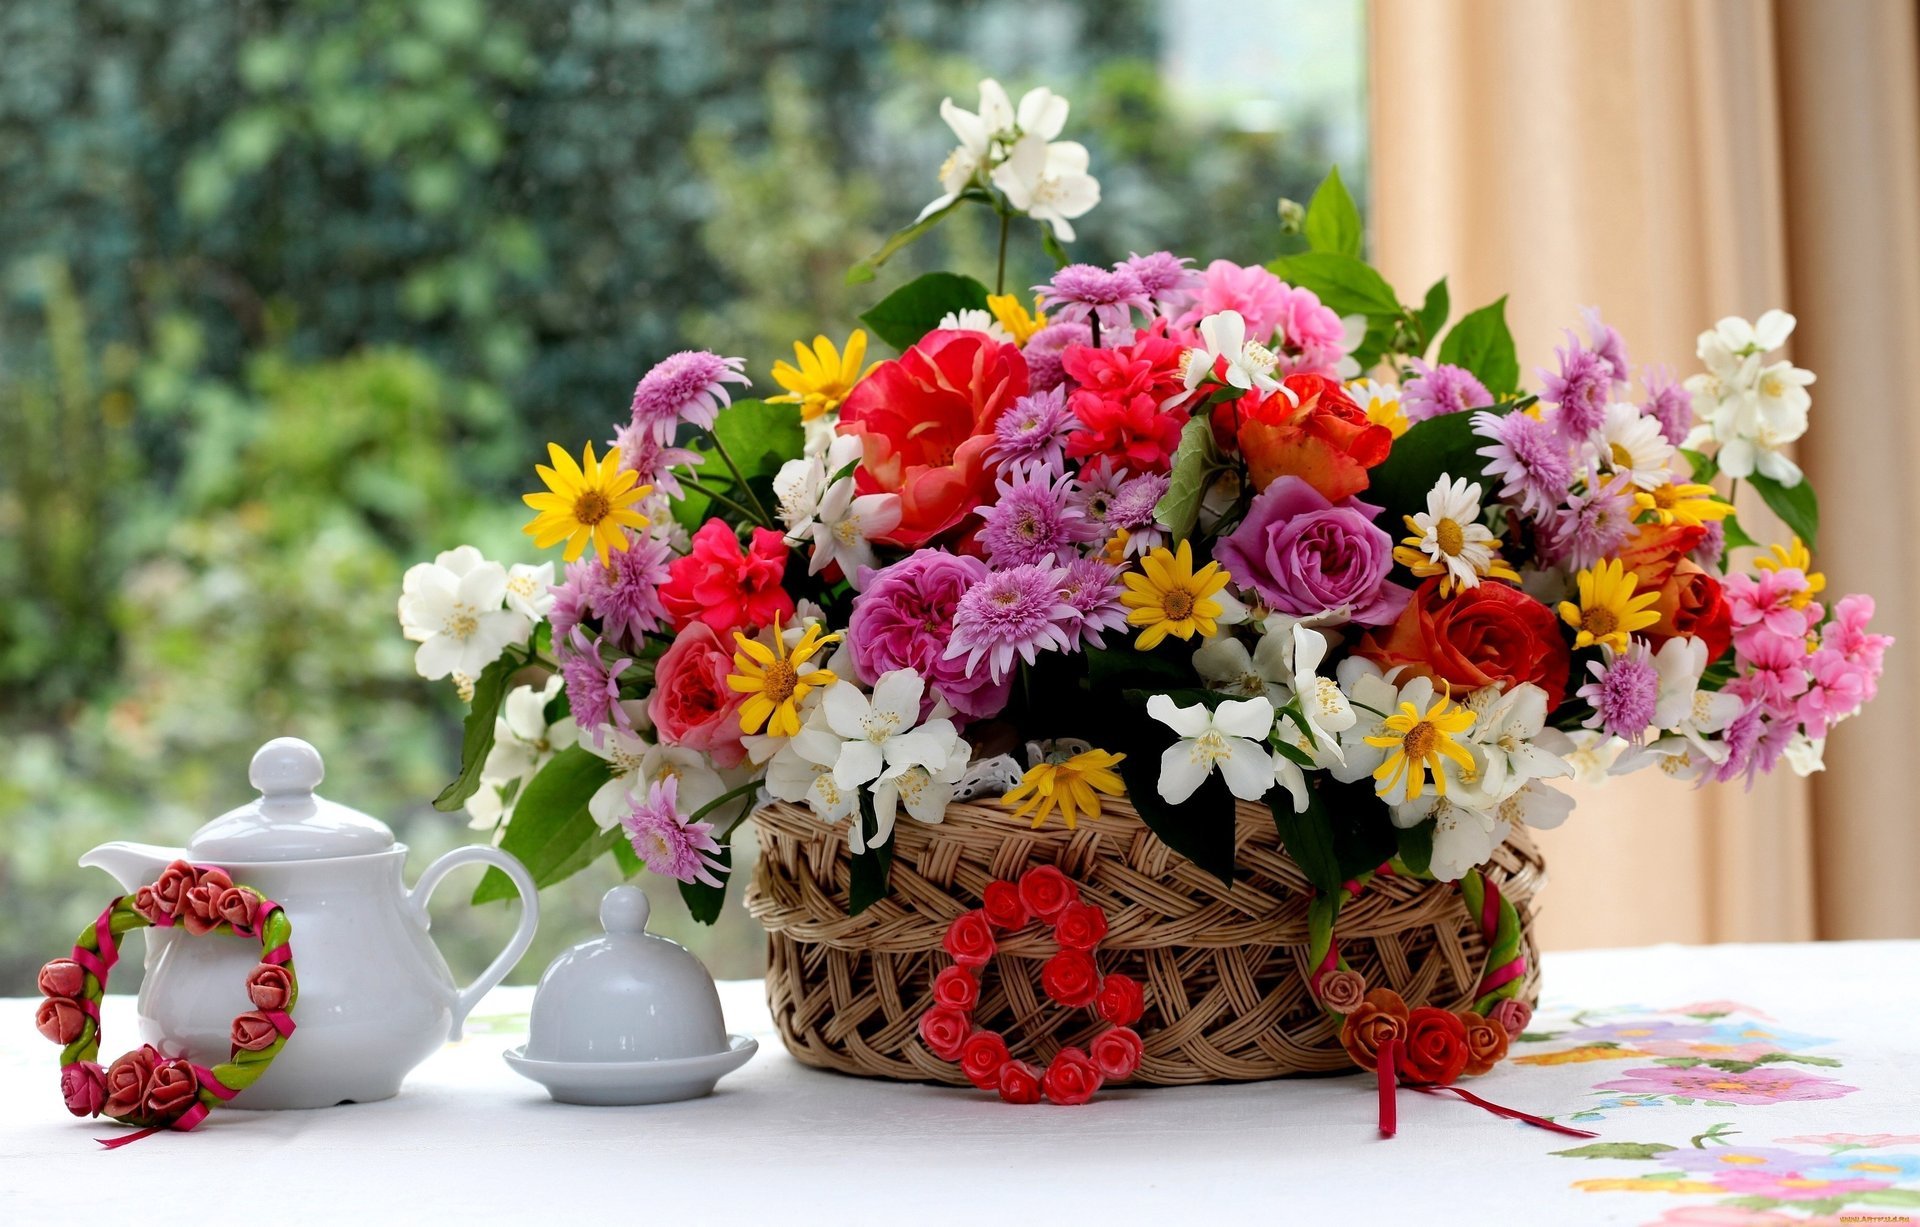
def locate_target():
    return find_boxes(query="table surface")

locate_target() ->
[4,941,1917,1226]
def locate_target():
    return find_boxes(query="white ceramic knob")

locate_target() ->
[250,737,326,798]
[601,885,651,935]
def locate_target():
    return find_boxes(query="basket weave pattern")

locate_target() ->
[747,797,1544,1086]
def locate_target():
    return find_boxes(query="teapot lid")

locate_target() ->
[187,738,396,862]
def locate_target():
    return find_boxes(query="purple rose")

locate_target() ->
[849,551,1013,721]
[1214,476,1410,625]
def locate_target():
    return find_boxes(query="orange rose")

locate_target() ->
[1615,522,1707,593]
[1357,577,1572,707]
[1340,988,1410,1072]
[1646,561,1734,664]
[1222,373,1391,502]
[1458,1010,1511,1076]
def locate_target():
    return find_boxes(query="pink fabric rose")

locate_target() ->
[144,1058,200,1121]
[1317,968,1368,1014]
[133,885,170,925]
[61,1061,107,1117]
[38,958,86,999]
[916,1006,971,1061]
[942,911,997,968]
[103,1046,159,1119]
[217,886,263,936]
[232,1011,281,1052]
[247,963,295,1012]
[150,859,200,918]
[1490,998,1533,1038]
[35,997,88,1045]
[1213,476,1409,625]
[646,621,747,768]
[848,550,1011,722]
[182,867,236,935]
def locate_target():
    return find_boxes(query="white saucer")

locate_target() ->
[504,1035,758,1106]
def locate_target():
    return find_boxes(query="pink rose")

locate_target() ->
[1317,968,1368,1014]
[1041,1047,1103,1105]
[932,966,979,1012]
[848,550,1011,722]
[916,1006,971,1061]
[103,1046,159,1118]
[942,911,997,968]
[1051,901,1108,951]
[35,997,88,1045]
[182,867,235,935]
[232,1011,281,1052]
[1095,974,1145,1026]
[1212,477,1409,626]
[38,958,86,999]
[150,859,199,917]
[1490,998,1533,1038]
[246,963,295,1012]
[960,1031,1010,1090]
[61,1061,107,1117]
[144,1058,199,1121]
[646,621,747,768]
[1041,949,1099,1008]
[1018,865,1079,922]
[997,1059,1044,1105]
[217,886,263,936]
[1090,1027,1144,1080]
[132,886,170,925]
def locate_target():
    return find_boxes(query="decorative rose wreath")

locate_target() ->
[36,859,298,1145]
[917,865,1143,1105]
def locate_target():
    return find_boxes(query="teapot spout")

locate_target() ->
[79,842,180,893]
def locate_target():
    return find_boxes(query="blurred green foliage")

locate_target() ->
[0,0,1362,993]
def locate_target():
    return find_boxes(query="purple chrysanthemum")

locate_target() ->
[1069,463,1129,534]
[1056,557,1128,647]
[1640,364,1693,447]
[1106,470,1170,555]
[1121,251,1201,316]
[595,529,674,650]
[1035,264,1153,335]
[547,558,601,646]
[1690,519,1726,571]
[1541,340,1613,445]
[1022,320,1093,392]
[944,563,1078,682]
[614,420,705,499]
[1712,701,1766,786]
[977,467,1094,568]
[1580,305,1631,387]
[621,776,725,887]
[1473,409,1573,520]
[1541,476,1638,570]
[629,350,750,444]
[1578,645,1659,741]
[989,387,1080,475]
[1402,360,1491,423]
[560,626,634,747]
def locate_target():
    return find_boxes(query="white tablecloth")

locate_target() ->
[4,942,1917,1226]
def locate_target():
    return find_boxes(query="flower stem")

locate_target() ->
[995,212,1011,295]
[680,476,765,526]
[691,778,765,827]
[695,428,775,527]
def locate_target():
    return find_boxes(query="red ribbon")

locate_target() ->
[1376,1038,1398,1138]
[1373,1036,1599,1140]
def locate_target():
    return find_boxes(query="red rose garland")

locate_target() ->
[36,859,298,1146]
[917,865,1143,1105]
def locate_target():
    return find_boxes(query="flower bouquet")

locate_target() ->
[402,78,1889,1087]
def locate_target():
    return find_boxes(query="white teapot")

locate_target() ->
[80,737,538,1109]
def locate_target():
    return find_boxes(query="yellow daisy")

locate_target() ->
[1365,687,1476,802]
[1634,481,1733,527]
[985,293,1049,346]
[727,620,840,738]
[1558,558,1661,653]
[1348,377,1409,439]
[1120,540,1232,650]
[1754,536,1826,609]
[767,330,878,421]
[522,441,651,564]
[1000,749,1127,830]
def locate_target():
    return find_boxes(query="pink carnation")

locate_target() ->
[1271,283,1352,377]
[1176,259,1288,340]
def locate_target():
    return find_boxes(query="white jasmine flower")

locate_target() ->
[792,669,963,851]
[483,676,577,783]
[504,561,557,622]
[1146,694,1276,804]
[1192,632,1292,706]
[1328,657,1405,784]
[918,79,1015,221]
[1782,733,1826,776]
[584,721,654,830]
[765,736,859,826]
[991,133,1101,241]
[1457,682,1570,804]
[1683,310,1814,486]
[1648,636,1742,761]
[398,546,531,680]
[1180,310,1285,398]
[1392,793,1507,883]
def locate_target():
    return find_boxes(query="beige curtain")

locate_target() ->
[1369,0,1920,947]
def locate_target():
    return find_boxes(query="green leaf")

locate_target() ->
[846,793,895,915]
[846,198,964,285]
[1265,251,1401,318]
[1268,792,1340,894]
[1413,278,1449,356]
[1394,820,1434,877]
[1550,1142,1678,1160]
[1269,773,1397,894]
[1155,416,1214,543]
[1680,447,1719,484]
[858,271,990,352]
[1085,644,1193,693]
[1723,514,1760,552]
[1749,472,1819,549]
[433,649,522,812]
[1349,314,1397,374]
[1437,296,1520,397]
[1303,166,1363,258]
[1115,728,1237,886]
[672,398,805,530]
[611,837,642,877]
[1039,222,1070,268]
[472,745,616,903]
[678,844,733,924]
[1365,403,1510,523]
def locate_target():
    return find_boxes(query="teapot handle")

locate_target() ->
[408,846,539,1042]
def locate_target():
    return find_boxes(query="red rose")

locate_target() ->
[1095,973,1145,1026]
[1018,865,1079,922]
[144,1057,200,1121]
[246,963,295,1012]
[1224,373,1391,502]
[1400,1006,1471,1085]
[981,880,1030,930]
[1041,948,1099,1007]
[102,1046,159,1119]
[1051,901,1109,951]
[1647,562,1734,664]
[960,1031,1010,1090]
[35,997,87,1045]
[1357,577,1572,708]
[943,910,997,968]
[217,886,263,936]
[1040,1047,1103,1105]
[997,1059,1044,1105]
[838,329,1029,547]
[232,1010,281,1053]
[38,958,85,999]
[181,866,235,935]
[61,1061,107,1117]
[660,519,794,638]
[932,966,979,1012]
[1090,1026,1144,1080]
[151,859,199,918]
[917,1005,971,1060]
[1457,1011,1511,1077]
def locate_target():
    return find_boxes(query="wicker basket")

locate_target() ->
[746,795,1544,1086]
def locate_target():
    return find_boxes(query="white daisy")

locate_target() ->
[1393,475,1516,595]
[1594,402,1674,489]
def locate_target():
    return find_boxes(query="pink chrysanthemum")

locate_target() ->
[1121,251,1201,316]
[621,776,725,887]
[1712,701,1767,786]
[1541,476,1638,571]
[614,420,705,500]
[1640,364,1692,447]
[1022,320,1092,392]
[595,529,674,650]
[1578,645,1659,741]
[1473,409,1572,519]
[1056,557,1128,648]
[629,350,750,444]
[1106,470,1170,555]
[560,626,634,747]
[1580,305,1631,387]
[1541,341,1613,445]
[548,558,601,645]
[977,467,1095,568]
[1402,360,1491,423]
[1690,520,1726,571]
[944,563,1078,682]
[989,387,1080,475]
[1036,265,1152,335]
[1069,463,1129,535]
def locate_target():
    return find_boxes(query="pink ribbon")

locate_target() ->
[191,1067,240,1101]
